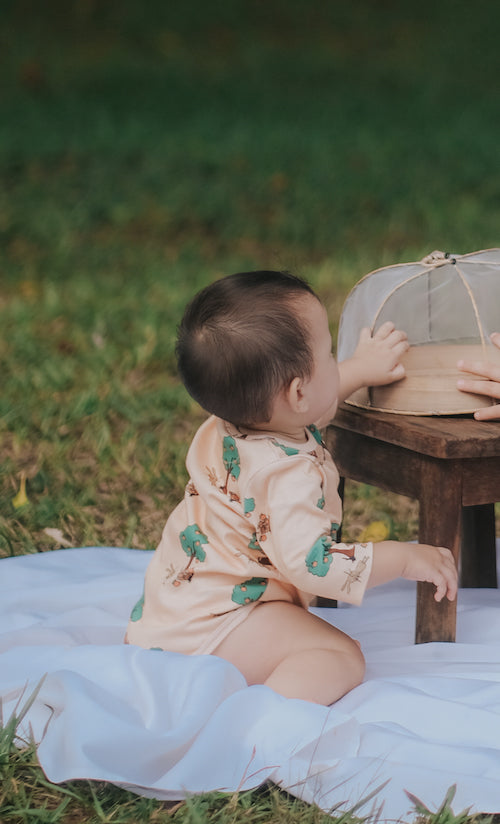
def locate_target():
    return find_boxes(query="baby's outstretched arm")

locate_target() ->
[338,321,409,403]
[368,540,458,602]
[457,332,500,421]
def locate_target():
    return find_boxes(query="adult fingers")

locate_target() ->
[457,377,500,400]
[457,359,500,383]
[474,404,500,421]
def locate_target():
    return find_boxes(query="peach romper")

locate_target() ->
[125,416,373,655]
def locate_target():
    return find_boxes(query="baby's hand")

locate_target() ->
[351,321,409,387]
[401,543,458,602]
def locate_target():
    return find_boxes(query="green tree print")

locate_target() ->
[221,436,241,493]
[248,532,260,551]
[130,593,144,622]
[308,424,323,444]
[231,577,268,605]
[274,440,299,456]
[305,537,333,577]
[176,523,209,583]
[244,497,255,515]
[179,524,208,562]
[306,535,356,577]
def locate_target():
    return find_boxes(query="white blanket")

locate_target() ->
[2,546,500,820]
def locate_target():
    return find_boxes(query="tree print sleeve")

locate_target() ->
[245,457,373,605]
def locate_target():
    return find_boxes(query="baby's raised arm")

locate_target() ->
[338,321,409,403]
[368,540,458,602]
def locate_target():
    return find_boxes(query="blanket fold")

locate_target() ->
[2,546,500,819]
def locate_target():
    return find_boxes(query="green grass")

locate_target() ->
[1,0,500,819]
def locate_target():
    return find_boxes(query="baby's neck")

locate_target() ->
[243,421,309,443]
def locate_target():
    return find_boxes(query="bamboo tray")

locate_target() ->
[346,343,500,415]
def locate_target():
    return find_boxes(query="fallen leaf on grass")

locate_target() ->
[12,475,29,509]
[43,528,73,547]
[359,519,390,543]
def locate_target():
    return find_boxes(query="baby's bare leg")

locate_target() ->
[213,601,365,705]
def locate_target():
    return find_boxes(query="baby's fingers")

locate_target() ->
[374,322,409,345]
[433,548,458,602]
[372,321,397,340]
[376,327,409,356]
[389,338,410,358]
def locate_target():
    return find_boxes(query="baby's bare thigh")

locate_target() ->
[213,601,360,685]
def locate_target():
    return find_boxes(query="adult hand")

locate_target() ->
[457,332,500,421]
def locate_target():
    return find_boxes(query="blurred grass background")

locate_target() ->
[1,0,499,558]
[2,2,500,821]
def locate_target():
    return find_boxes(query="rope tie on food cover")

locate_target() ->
[421,250,451,266]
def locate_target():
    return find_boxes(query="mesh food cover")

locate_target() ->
[337,249,500,415]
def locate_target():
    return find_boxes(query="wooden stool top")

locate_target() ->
[331,404,500,460]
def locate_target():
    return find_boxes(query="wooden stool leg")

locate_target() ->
[416,460,461,644]
[461,504,498,587]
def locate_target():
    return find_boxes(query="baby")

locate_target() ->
[126,271,457,705]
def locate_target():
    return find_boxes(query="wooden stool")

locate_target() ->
[325,405,500,643]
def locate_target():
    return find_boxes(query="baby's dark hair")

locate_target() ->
[176,270,319,426]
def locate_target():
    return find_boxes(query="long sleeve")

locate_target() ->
[244,453,373,605]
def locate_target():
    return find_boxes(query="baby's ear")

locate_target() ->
[286,376,309,413]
